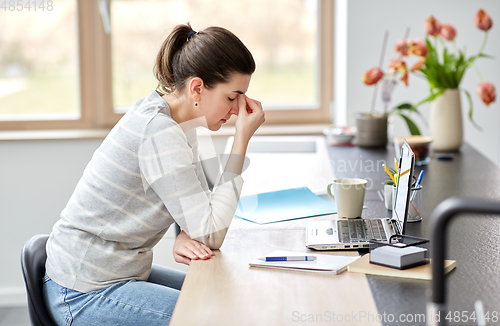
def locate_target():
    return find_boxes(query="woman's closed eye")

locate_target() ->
[228,97,236,101]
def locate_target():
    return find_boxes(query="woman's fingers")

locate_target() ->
[238,94,248,116]
[194,241,214,257]
[184,240,213,259]
[174,253,191,266]
[244,95,262,113]
[234,94,265,141]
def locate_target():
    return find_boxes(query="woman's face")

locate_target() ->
[197,73,251,131]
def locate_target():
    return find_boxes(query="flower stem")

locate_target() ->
[478,31,488,55]
[452,40,458,56]
[413,72,428,80]
[472,64,484,82]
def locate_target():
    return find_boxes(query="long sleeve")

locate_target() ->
[138,116,243,249]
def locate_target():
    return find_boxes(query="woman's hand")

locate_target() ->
[235,94,265,143]
[173,231,214,265]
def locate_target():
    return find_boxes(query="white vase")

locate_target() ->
[429,89,463,152]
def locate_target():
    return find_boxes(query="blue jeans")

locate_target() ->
[42,264,186,326]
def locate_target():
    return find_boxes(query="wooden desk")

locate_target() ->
[171,136,380,326]
[170,216,381,326]
[171,139,500,326]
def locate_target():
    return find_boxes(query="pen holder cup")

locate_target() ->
[369,235,429,258]
[391,185,423,222]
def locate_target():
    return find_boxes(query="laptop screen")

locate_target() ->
[392,140,415,235]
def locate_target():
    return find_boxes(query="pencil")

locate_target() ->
[394,158,399,175]
[400,168,410,177]
[411,202,421,218]
[382,164,396,184]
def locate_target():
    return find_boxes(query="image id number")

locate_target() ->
[1,0,54,11]
[445,310,498,324]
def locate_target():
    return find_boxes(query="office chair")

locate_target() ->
[21,234,56,326]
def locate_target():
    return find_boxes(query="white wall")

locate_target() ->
[336,0,500,164]
[0,139,100,305]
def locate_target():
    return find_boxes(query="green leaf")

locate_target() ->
[462,88,482,130]
[413,108,428,126]
[396,112,421,135]
[415,89,445,108]
[420,68,439,89]
[395,103,413,110]
[457,51,465,67]
[478,53,495,59]
[443,47,449,65]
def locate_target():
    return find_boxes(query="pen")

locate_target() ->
[258,256,317,262]
[415,170,424,187]
[410,170,425,202]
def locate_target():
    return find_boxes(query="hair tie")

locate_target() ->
[187,30,197,40]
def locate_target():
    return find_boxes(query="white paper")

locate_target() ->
[249,250,360,275]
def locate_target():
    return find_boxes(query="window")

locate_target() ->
[0,0,82,128]
[0,0,333,131]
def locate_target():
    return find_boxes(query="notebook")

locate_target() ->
[306,139,415,250]
[249,250,360,275]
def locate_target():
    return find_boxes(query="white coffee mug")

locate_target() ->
[327,178,367,219]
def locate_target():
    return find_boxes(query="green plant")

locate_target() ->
[362,8,496,134]
[412,11,496,130]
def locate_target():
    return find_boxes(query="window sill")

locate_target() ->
[0,129,111,141]
[0,124,331,141]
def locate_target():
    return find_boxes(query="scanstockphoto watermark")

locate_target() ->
[291,310,426,324]
[1,0,54,11]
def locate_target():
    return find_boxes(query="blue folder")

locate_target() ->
[234,187,337,224]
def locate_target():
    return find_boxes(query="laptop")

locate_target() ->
[305,139,415,250]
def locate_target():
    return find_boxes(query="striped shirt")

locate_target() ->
[46,90,243,293]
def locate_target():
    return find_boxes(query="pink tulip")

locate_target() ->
[389,59,406,72]
[408,39,429,57]
[401,72,409,86]
[425,16,441,36]
[394,40,410,56]
[474,9,493,31]
[389,59,408,86]
[410,59,425,72]
[440,24,457,41]
[362,68,384,85]
[477,81,496,106]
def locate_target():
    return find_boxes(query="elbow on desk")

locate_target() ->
[195,227,229,250]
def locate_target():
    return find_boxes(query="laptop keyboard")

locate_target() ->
[338,219,387,243]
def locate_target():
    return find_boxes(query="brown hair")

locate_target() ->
[154,23,255,95]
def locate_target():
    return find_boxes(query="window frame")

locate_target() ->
[0,0,334,131]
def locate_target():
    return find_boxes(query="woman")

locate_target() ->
[42,23,265,326]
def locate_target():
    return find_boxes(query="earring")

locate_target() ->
[195,102,198,107]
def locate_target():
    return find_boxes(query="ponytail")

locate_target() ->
[154,23,255,95]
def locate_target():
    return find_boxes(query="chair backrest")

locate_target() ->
[21,234,55,326]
